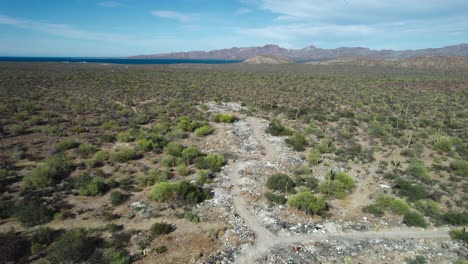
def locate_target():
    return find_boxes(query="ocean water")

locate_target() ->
[0,57,242,65]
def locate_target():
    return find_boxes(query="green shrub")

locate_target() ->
[317,139,336,154]
[294,176,319,190]
[442,211,468,225]
[450,228,468,242]
[77,143,96,156]
[450,160,468,177]
[184,212,200,223]
[389,198,410,215]
[151,222,175,236]
[196,169,211,184]
[401,148,417,157]
[165,142,183,157]
[137,170,171,186]
[32,226,54,246]
[102,248,132,264]
[214,113,235,123]
[368,120,388,138]
[396,179,429,202]
[287,191,326,215]
[176,164,190,176]
[137,139,153,152]
[403,211,427,227]
[15,197,55,227]
[414,199,441,217]
[405,256,428,264]
[178,116,194,132]
[78,176,107,196]
[47,229,99,264]
[0,198,13,219]
[151,123,168,134]
[285,132,307,151]
[176,181,213,205]
[205,153,225,172]
[181,146,201,164]
[266,119,292,136]
[194,125,213,137]
[148,182,179,202]
[154,245,168,254]
[55,138,79,151]
[117,131,133,142]
[266,174,295,193]
[264,192,287,204]
[160,155,176,168]
[433,137,453,152]
[110,190,129,206]
[406,159,429,180]
[24,155,72,188]
[362,204,384,217]
[308,149,321,165]
[110,148,137,163]
[102,120,119,130]
[319,170,355,198]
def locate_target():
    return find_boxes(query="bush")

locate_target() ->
[137,170,171,186]
[264,192,287,204]
[204,154,225,172]
[194,125,213,137]
[148,182,179,202]
[442,211,468,225]
[368,120,387,138]
[450,228,468,242]
[15,197,55,227]
[414,199,441,217]
[137,139,153,152]
[389,198,410,215]
[308,149,321,165]
[178,116,194,132]
[406,159,429,180]
[403,211,427,227]
[184,212,200,223]
[294,176,319,190]
[317,139,336,154]
[362,204,384,217]
[405,256,428,264]
[110,148,137,163]
[176,164,190,176]
[55,138,79,151]
[0,198,13,219]
[214,113,235,123]
[151,222,175,236]
[165,142,183,157]
[110,190,129,206]
[176,181,213,205]
[160,155,176,168]
[433,137,453,152]
[319,170,355,198]
[266,174,295,193]
[181,146,201,165]
[285,132,307,151]
[287,191,326,215]
[196,169,211,184]
[47,229,99,264]
[396,179,429,202]
[450,160,468,177]
[78,176,107,196]
[266,119,292,136]
[102,248,132,264]
[77,143,96,156]
[24,155,72,188]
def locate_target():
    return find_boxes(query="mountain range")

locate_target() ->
[129,44,468,61]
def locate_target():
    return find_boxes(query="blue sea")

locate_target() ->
[0,57,242,65]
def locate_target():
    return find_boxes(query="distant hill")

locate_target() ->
[129,44,468,61]
[242,55,294,64]
[307,56,468,71]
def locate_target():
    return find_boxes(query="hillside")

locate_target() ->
[129,43,468,61]
[308,56,468,71]
[242,55,294,64]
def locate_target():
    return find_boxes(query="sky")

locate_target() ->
[0,0,467,56]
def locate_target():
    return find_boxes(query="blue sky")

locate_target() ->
[0,0,467,56]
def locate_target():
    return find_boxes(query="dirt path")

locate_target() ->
[227,116,451,263]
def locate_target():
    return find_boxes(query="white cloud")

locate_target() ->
[0,15,129,42]
[235,8,252,15]
[97,1,123,8]
[151,10,193,23]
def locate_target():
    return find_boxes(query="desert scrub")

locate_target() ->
[24,155,73,188]
[78,176,107,196]
[194,125,213,137]
[213,113,236,123]
[117,131,133,142]
[266,174,296,193]
[137,139,153,152]
[110,190,129,206]
[148,181,212,205]
[287,191,326,215]
[414,199,441,218]
[406,159,429,180]
[151,222,175,236]
[442,211,468,225]
[433,136,453,152]
[266,119,292,136]
[47,229,100,264]
[181,146,201,164]
[164,142,183,157]
[137,170,171,186]
[308,149,321,165]
[55,138,79,152]
[317,139,336,154]
[196,169,211,184]
[110,148,137,163]
[176,164,190,176]
[450,160,468,177]
[362,204,384,217]
[264,192,287,205]
[319,170,355,198]
[15,195,55,227]
[285,132,308,151]
[77,143,96,156]
[85,150,108,168]
[403,211,427,228]
[450,228,468,242]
